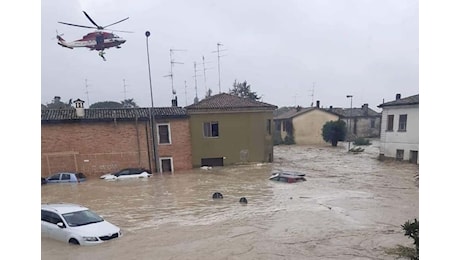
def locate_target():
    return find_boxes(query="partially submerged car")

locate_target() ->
[269,171,306,183]
[41,203,122,245]
[100,168,152,180]
[45,172,87,184]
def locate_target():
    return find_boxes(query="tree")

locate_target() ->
[121,98,138,108]
[321,120,347,146]
[89,101,123,109]
[229,80,261,101]
[44,96,72,109]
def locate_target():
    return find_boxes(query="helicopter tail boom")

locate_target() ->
[56,35,73,49]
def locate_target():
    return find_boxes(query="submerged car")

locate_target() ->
[41,203,122,245]
[45,172,87,184]
[269,171,306,183]
[100,168,152,180]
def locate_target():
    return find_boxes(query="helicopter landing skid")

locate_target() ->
[98,51,106,61]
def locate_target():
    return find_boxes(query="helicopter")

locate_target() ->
[57,11,131,61]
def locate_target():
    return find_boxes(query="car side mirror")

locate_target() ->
[57,222,65,228]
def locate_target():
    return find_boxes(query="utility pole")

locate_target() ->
[145,31,160,173]
[346,95,353,151]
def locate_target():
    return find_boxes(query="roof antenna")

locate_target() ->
[309,82,315,107]
[84,78,90,106]
[212,42,227,93]
[164,48,186,99]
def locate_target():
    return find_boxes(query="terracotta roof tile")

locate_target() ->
[42,107,187,122]
[185,93,277,111]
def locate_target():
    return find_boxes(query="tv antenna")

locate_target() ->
[309,82,315,107]
[184,80,188,106]
[84,78,90,106]
[212,42,227,93]
[193,61,202,101]
[164,48,186,97]
[122,79,128,100]
[202,55,213,97]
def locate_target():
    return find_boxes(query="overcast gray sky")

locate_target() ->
[41,0,418,111]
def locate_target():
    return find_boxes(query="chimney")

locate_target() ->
[329,105,333,110]
[73,98,85,117]
[171,96,178,107]
[396,93,401,100]
[362,103,369,115]
[316,100,320,108]
[296,105,301,112]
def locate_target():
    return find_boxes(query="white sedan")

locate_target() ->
[100,168,152,180]
[41,203,122,245]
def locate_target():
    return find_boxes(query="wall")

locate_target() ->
[156,119,193,172]
[293,109,339,145]
[41,120,150,178]
[189,110,274,167]
[41,118,193,177]
[379,104,419,163]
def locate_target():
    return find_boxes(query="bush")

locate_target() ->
[353,137,372,146]
[385,218,419,260]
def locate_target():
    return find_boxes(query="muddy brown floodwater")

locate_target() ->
[41,140,419,260]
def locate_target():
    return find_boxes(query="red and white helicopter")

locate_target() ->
[57,11,131,61]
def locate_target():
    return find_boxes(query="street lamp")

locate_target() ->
[145,31,160,173]
[346,95,353,151]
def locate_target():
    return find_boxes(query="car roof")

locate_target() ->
[41,203,88,214]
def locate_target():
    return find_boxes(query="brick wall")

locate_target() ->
[41,118,192,178]
[157,119,193,171]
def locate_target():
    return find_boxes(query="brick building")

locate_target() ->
[41,102,192,178]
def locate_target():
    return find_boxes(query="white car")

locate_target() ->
[100,168,152,180]
[41,203,122,245]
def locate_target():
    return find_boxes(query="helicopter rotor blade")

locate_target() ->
[108,29,134,33]
[103,17,129,28]
[58,21,97,29]
[83,11,102,29]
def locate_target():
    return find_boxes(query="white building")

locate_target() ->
[378,93,419,164]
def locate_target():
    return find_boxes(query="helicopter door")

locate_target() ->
[95,34,104,48]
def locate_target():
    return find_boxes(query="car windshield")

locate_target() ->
[62,210,104,227]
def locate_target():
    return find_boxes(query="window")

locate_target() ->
[267,119,272,135]
[61,174,70,180]
[41,210,64,225]
[204,122,219,137]
[47,174,60,181]
[398,114,407,132]
[387,115,394,131]
[158,124,171,144]
[370,119,375,128]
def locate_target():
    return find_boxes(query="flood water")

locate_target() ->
[41,140,419,260]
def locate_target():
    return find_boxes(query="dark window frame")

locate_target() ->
[158,124,171,144]
[203,121,219,138]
